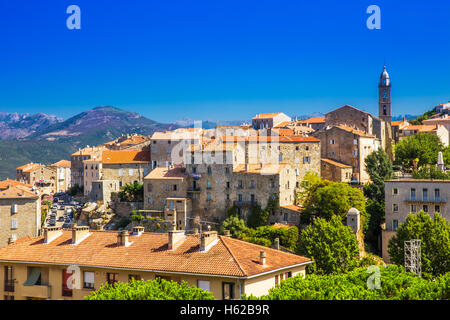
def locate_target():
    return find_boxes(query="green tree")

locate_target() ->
[412,166,450,180]
[297,216,360,275]
[243,265,450,300]
[118,181,144,202]
[365,199,385,254]
[247,204,269,228]
[443,146,450,166]
[219,216,248,238]
[388,211,450,277]
[303,180,366,224]
[394,133,444,169]
[85,278,215,300]
[243,225,299,251]
[364,149,393,203]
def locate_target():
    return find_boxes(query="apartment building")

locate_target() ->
[314,125,380,184]
[71,146,105,188]
[382,178,450,263]
[49,160,71,193]
[16,163,56,195]
[0,180,41,247]
[0,227,311,300]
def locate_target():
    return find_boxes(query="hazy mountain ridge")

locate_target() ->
[0,112,64,139]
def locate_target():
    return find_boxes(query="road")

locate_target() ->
[44,205,75,229]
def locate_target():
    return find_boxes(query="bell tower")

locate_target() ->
[378,65,391,123]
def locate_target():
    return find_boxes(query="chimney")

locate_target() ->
[273,238,280,250]
[132,226,145,236]
[72,224,90,245]
[260,250,266,265]
[199,231,218,252]
[117,230,131,247]
[44,226,62,244]
[168,230,186,250]
[223,229,231,237]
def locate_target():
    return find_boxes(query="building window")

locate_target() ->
[225,167,230,174]
[303,156,311,164]
[352,150,358,156]
[250,180,255,188]
[305,146,309,151]
[11,219,17,230]
[330,151,336,157]
[173,184,178,191]
[128,275,141,281]
[393,188,398,195]
[118,169,123,177]
[411,204,416,212]
[226,181,230,189]
[206,181,211,189]
[393,220,399,230]
[393,204,398,212]
[423,188,428,201]
[147,184,152,192]
[207,166,212,175]
[435,205,440,213]
[330,139,335,145]
[147,197,153,204]
[238,180,243,189]
[4,266,14,292]
[222,282,235,300]
[353,139,358,145]
[83,271,95,289]
[270,180,275,188]
[285,271,292,279]
[62,270,73,297]
[129,169,134,176]
[226,194,230,201]
[197,280,210,291]
[435,189,440,201]
[410,188,416,200]
[423,205,428,213]
[107,273,119,286]
[206,193,211,201]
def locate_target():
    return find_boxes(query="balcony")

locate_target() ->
[403,197,447,203]
[234,200,258,207]
[187,187,201,193]
[20,284,50,299]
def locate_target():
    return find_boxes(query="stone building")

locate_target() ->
[321,158,353,182]
[49,160,71,193]
[101,150,151,188]
[0,228,311,300]
[382,178,450,263]
[252,112,291,130]
[102,134,152,151]
[71,146,105,189]
[314,125,380,184]
[0,180,41,247]
[391,118,410,142]
[298,116,326,132]
[150,128,203,169]
[82,158,102,196]
[16,163,56,195]
[90,180,119,203]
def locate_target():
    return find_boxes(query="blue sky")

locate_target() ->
[0,0,449,123]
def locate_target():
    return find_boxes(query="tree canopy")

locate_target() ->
[297,216,360,275]
[364,149,393,203]
[394,133,444,169]
[243,265,450,300]
[85,278,215,300]
[388,211,450,277]
[118,181,144,202]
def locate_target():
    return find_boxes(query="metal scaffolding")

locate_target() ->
[404,239,422,277]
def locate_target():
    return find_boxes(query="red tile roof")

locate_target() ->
[50,160,71,167]
[0,231,310,278]
[252,113,283,119]
[102,150,150,164]
[300,117,325,124]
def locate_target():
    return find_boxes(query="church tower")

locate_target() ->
[378,65,391,123]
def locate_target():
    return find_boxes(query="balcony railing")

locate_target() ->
[4,280,14,292]
[234,200,258,207]
[187,187,201,193]
[20,284,50,299]
[403,197,447,203]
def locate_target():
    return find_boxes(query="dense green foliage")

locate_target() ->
[408,108,437,125]
[365,199,385,254]
[302,180,367,226]
[85,278,215,300]
[297,216,360,275]
[243,265,450,300]
[246,195,279,228]
[394,133,444,169]
[388,211,450,277]
[412,166,450,180]
[444,146,450,166]
[364,149,393,203]
[118,181,144,202]
[69,184,84,196]
[219,216,248,238]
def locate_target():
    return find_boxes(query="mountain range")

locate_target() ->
[0,106,178,180]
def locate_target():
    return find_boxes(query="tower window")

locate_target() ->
[383,105,387,115]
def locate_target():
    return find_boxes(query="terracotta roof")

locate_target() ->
[16,163,40,171]
[144,167,186,180]
[104,135,150,147]
[102,150,150,164]
[22,165,43,173]
[423,118,450,124]
[403,125,437,132]
[0,231,310,278]
[280,205,303,214]
[0,179,32,190]
[221,135,319,143]
[50,160,71,167]
[233,164,287,175]
[321,158,352,168]
[71,146,105,157]
[300,117,325,124]
[334,125,375,138]
[391,120,408,127]
[0,185,38,199]
[151,129,202,141]
[271,128,295,136]
[252,113,283,119]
